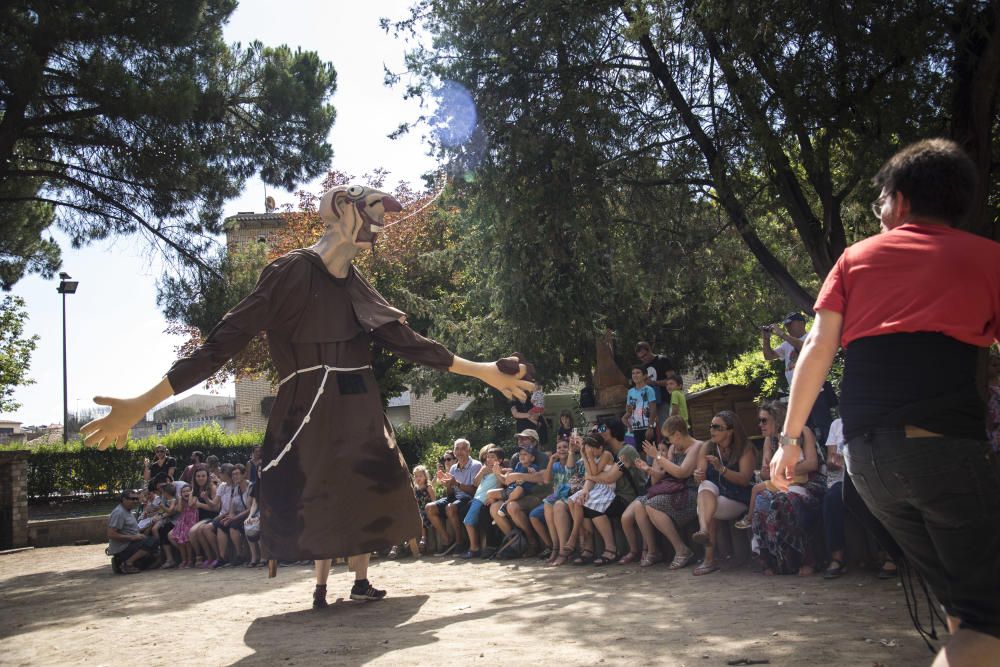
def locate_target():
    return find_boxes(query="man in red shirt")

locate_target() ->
[772,139,1000,665]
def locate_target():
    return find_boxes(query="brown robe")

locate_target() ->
[167,249,453,560]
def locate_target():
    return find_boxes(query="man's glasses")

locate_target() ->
[758,417,770,424]
[871,193,889,219]
[443,456,455,461]
[124,496,139,502]
[709,423,729,431]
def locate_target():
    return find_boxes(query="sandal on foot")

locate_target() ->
[692,531,711,546]
[121,563,141,574]
[593,550,619,566]
[571,550,594,566]
[536,546,553,560]
[878,563,898,579]
[618,551,642,565]
[693,561,719,576]
[551,547,574,566]
[640,552,664,568]
[667,550,694,570]
[824,560,847,579]
[734,516,752,530]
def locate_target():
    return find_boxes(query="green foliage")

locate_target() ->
[690,350,785,404]
[3,425,262,501]
[393,404,516,470]
[0,295,39,412]
[0,0,337,286]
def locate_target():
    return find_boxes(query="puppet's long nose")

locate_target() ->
[381,195,403,213]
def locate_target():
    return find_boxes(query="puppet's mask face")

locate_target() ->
[318,185,403,250]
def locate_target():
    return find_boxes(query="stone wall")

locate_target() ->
[0,451,29,549]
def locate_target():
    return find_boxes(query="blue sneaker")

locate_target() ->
[459,550,481,559]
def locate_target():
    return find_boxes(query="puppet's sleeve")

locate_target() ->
[166,255,307,393]
[370,321,455,372]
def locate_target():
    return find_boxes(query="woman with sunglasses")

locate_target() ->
[143,446,176,482]
[749,401,824,576]
[692,411,755,575]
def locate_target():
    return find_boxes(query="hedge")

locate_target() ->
[4,425,263,501]
[9,410,524,501]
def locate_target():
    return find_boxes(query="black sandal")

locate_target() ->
[593,550,619,566]
[823,559,846,579]
[571,549,594,565]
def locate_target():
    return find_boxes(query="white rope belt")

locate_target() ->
[262,364,372,473]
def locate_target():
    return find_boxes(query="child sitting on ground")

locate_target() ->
[168,485,199,568]
[460,445,504,559]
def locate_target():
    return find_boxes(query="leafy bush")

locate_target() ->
[690,349,785,403]
[7,425,262,501]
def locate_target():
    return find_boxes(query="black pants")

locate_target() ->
[846,429,1000,638]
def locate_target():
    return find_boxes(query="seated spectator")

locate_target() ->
[205,455,221,481]
[154,480,180,568]
[461,445,503,558]
[692,410,755,576]
[620,416,703,568]
[534,436,575,563]
[623,366,658,447]
[186,465,219,566]
[401,465,435,556]
[564,434,616,565]
[427,438,482,556]
[178,451,204,483]
[167,485,199,568]
[244,481,262,567]
[143,445,176,482]
[490,433,549,556]
[749,401,825,576]
[136,484,161,534]
[549,434,588,566]
[107,489,160,574]
[209,463,236,567]
[217,463,251,566]
[248,445,262,484]
[584,420,645,566]
[822,417,848,578]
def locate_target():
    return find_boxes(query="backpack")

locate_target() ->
[493,527,528,560]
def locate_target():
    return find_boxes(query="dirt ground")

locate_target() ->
[0,545,934,666]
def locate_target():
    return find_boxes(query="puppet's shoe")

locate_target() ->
[312,584,328,609]
[350,579,387,601]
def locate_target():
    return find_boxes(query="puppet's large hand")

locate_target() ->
[449,357,533,401]
[82,378,174,450]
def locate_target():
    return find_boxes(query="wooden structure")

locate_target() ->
[686,384,759,440]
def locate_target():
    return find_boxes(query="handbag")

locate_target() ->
[243,511,261,539]
[645,476,686,499]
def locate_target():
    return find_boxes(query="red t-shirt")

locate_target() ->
[815,222,1000,348]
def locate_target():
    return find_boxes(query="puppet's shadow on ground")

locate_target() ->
[236,594,439,664]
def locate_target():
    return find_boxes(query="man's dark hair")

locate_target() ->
[191,451,204,463]
[635,341,652,353]
[873,138,977,226]
[120,489,137,501]
[631,364,647,374]
[605,419,627,441]
[665,373,683,387]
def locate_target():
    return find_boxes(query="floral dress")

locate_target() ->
[414,485,433,529]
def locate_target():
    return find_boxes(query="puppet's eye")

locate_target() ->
[347,185,365,199]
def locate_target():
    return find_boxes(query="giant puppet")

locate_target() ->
[82,184,533,607]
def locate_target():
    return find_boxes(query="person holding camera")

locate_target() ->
[762,313,835,443]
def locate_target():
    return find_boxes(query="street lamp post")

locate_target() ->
[57,273,79,444]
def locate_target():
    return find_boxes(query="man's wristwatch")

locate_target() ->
[779,433,802,447]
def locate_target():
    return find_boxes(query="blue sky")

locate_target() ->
[2,0,438,426]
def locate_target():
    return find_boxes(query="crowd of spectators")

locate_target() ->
[108,449,270,573]
[111,336,998,579]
